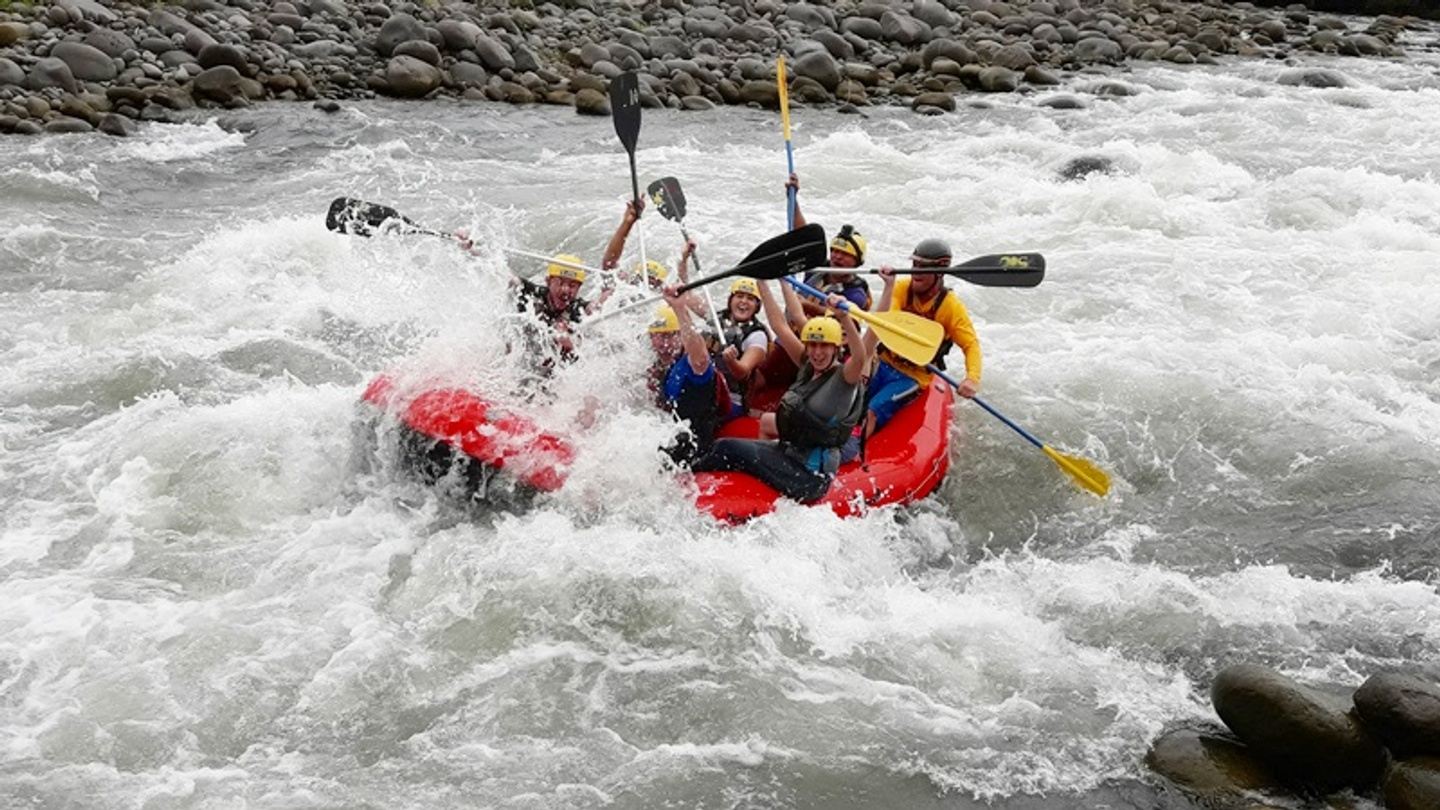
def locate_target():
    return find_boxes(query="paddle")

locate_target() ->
[581,224,828,328]
[777,55,796,230]
[610,71,649,278]
[325,196,604,278]
[784,277,944,367]
[927,363,1111,497]
[808,252,1047,288]
[646,176,725,336]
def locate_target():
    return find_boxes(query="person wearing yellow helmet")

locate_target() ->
[674,266,771,401]
[784,172,873,316]
[647,287,733,464]
[690,281,870,502]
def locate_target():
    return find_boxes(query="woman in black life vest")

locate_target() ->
[690,281,869,503]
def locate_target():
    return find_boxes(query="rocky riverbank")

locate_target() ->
[1147,665,1440,809]
[0,0,1434,136]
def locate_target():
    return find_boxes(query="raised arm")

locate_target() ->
[837,303,868,385]
[786,173,807,229]
[667,288,711,375]
[601,198,643,271]
[758,280,803,364]
[862,267,898,354]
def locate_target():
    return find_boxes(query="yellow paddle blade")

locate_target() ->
[1043,445,1111,497]
[850,309,943,367]
[777,56,791,141]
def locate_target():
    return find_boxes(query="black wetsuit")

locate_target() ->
[692,362,864,502]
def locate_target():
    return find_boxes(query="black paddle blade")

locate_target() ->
[646,176,687,222]
[610,72,641,155]
[678,224,827,293]
[948,252,1046,287]
[326,197,435,237]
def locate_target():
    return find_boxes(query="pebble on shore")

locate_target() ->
[0,0,1432,137]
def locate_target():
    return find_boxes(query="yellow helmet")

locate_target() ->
[800,316,842,346]
[546,254,587,283]
[830,224,867,263]
[634,259,669,282]
[729,278,760,299]
[647,304,679,334]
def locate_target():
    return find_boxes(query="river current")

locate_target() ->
[2,42,1438,809]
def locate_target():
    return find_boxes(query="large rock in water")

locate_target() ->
[1211,664,1385,792]
[1355,672,1440,757]
[1144,727,1288,803]
[1385,757,1440,810]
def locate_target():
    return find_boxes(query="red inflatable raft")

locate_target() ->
[360,375,953,522]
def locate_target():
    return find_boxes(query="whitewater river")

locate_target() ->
[3,39,1439,810]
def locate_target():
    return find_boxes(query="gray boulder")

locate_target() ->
[1277,68,1349,88]
[1355,673,1440,758]
[45,116,94,134]
[394,40,441,67]
[198,43,249,73]
[912,0,955,28]
[1073,37,1123,63]
[785,4,834,30]
[384,55,440,98]
[83,29,136,59]
[880,11,931,45]
[437,19,479,53]
[51,41,117,82]
[192,65,245,104]
[183,29,217,57]
[911,91,955,111]
[977,66,1020,92]
[450,62,487,88]
[98,112,138,137]
[738,79,779,107]
[1212,664,1386,792]
[574,87,609,115]
[376,13,426,57]
[649,36,690,59]
[27,58,79,94]
[791,49,840,91]
[473,34,514,71]
[0,58,24,88]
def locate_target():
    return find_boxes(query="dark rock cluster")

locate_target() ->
[0,0,1431,136]
[1147,665,1440,809]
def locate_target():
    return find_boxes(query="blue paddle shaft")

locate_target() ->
[925,364,1044,449]
[785,143,796,231]
[784,277,849,312]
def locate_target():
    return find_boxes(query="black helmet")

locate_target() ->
[911,238,952,264]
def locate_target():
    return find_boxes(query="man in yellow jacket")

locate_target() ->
[863,237,982,436]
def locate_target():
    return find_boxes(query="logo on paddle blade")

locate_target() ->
[999,255,1030,269]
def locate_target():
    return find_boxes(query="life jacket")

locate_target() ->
[649,356,731,462]
[712,310,769,394]
[879,286,953,373]
[776,363,865,450]
[714,310,769,354]
[803,272,872,310]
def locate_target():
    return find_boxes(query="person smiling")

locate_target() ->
[690,281,869,502]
